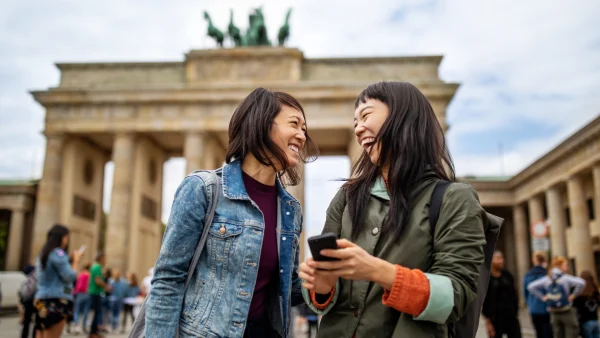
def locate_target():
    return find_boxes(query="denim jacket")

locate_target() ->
[145,159,304,338]
[35,248,77,301]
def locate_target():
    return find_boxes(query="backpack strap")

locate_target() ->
[428,180,452,235]
[183,170,220,289]
[428,180,454,338]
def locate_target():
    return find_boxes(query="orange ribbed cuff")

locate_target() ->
[310,286,336,310]
[381,265,430,316]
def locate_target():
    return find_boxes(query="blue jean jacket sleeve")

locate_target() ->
[50,249,77,284]
[145,176,209,337]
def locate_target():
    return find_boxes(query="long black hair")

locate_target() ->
[40,224,70,269]
[344,81,455,241]
[225,87,319,186]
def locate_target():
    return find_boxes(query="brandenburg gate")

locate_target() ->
[30,47,458,278]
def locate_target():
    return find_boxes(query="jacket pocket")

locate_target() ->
[208,222,244,262]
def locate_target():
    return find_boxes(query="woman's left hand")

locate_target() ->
[311,239,381,281]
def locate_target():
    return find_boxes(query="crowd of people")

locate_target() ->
[16,81,600,338]
[17,226,146,338]
[482,250,599,338]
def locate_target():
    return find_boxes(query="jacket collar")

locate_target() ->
[370,176,390,200]
[369,169,439,201]
[222,158,299,205]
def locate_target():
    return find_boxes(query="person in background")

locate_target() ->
[108,269,128,333]
[72,263,91,334]
[524,251,553,338]
[528,256,585,338]
[573,271,600,338]
[482,251,522,338]
[121,273,141,333]
[19,264,36,338]
[33,224,83,338]
[88,252,111,338]
[99,267,113,333]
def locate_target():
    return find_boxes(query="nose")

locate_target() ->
[296,130,306,144]
[354,122,365,138]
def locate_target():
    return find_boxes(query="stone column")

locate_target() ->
[546,186,567,257]
[6,209,25,270]
[513,204,529,305]
[184,132,206,174]
[106,133,136,273]
[567,175,595,276]
[528,195,548,254]
[593,165,600,228]
[31,134,65,257]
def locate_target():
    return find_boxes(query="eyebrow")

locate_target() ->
[353,105,374,121]
[290,115,306,127]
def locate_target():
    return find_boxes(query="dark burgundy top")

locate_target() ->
[242,171,279,320]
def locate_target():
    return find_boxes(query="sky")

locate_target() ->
[1,0,599,251]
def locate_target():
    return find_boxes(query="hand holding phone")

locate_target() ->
[307,233,339,262]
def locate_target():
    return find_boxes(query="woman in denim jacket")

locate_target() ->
[145,88,318,337]
[34,224,83,338]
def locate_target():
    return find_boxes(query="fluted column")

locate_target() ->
[106,133,136,272]
[528,195,548,254]
[546,186,567,257]
[567,175,595,276]
[31,134,65,258]
[6,209,25,270]
[593,165,600,228]
[513,204,529,305]
[184,132,207,174]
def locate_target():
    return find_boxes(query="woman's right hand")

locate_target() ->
[299,257,337,295]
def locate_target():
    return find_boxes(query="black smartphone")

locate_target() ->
[308,232,339,262]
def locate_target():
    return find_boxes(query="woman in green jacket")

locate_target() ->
[299,81,488,338]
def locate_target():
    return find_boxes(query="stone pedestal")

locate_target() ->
[546,186,567,257]
[185,47,304,83]
[567,175,595,276]
[31,134,65,258]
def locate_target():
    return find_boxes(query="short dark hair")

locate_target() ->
[225,87,318,186]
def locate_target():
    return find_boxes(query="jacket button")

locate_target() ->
[219,225,226,235]
[371,227,379,236]
[286,212,290,215]
[282,237,287,241]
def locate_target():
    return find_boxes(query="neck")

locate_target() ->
[491,267,502,276]
[241,155,277,186]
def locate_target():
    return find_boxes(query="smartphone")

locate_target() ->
[308,232,339,262]
[78,244,87,254]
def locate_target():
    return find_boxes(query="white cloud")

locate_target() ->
[1,0,599,225]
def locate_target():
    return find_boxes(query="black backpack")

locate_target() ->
[429,181,504,338]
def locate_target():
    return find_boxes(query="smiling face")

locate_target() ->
[269,105,307,170]
[354,98,390,165]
